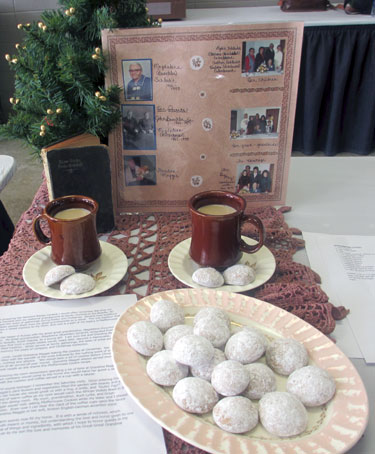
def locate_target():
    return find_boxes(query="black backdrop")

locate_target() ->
[293,24,375,155]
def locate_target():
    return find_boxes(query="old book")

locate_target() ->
[41,135,114,233]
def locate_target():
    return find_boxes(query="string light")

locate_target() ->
[5,54,11,61]
[56,108,62,114]
[47,109,54,115]
[99,96,107,101]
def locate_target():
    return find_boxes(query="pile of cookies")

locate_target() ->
[192,263,255,288]
[127,300,336,437]
[44,265,96,295]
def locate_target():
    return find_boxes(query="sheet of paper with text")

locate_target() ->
[0,296,167,454]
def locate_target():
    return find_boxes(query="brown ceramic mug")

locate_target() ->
[188,190,265,269]
[33,195,101,268]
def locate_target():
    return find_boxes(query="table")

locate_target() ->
[0,156,373,453]
[0,155,16,254]
[284,156,375,454]
[164,7,375,155]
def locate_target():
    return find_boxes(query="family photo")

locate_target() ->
[122,104,156,150]
[122,58,153,101]
[124,155,157,186]
[230,107,280,139]
[235,163,274,194]
[241,40,285,76]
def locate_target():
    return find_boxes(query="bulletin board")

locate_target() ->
[102,22,303,214]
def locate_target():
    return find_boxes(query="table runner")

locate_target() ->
[0,180,348,454]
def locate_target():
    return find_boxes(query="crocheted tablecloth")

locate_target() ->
[0,180,349,454]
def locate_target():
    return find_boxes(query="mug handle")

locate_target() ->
[239,214,265,254]
[33,214,51,245]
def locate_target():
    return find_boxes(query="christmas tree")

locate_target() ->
[0,0,158,155]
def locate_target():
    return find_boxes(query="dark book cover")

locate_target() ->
[42,145,115,233]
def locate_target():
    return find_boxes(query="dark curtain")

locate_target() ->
[293,24,375,155]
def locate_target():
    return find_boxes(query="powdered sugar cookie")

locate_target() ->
[192,268,224,288]
[243,363,277,400]
[173,334,214,368]
[146,350,189,386]
[173,377,218,414]
[150,299,185,333]
[44,265,75,286]
[223,264,255,286]
[286,365,336,407]
[60,273,95,295]
[259,391,308,437]
[266,338,309,376]
[193,316,230,348]
[193,307,231,329]
[225,329,266,364]
[191,348,226,382]
[211,360,250,396]
[213,396,258,433]
[164,324,194,350]
[127,320,163,356]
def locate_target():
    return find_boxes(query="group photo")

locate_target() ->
[241,40,285,76]
[122,58,153,101]
[122,104,156,150]
[235,163,273,194]
[230,107,280,139]
[123,155,157,186]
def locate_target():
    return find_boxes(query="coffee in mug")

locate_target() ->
[33,195,101,268]
[197,204,236,216]
[189,190,265,269]
[54,208,91,220]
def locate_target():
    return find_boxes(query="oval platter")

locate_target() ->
[111,288,368,454]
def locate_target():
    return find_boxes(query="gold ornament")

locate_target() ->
[99,96,107,101]
[147,18,151,22]
[5,54,11,61]
[15,98,20,104]
[26,23,31,27]
[69,7,75,14]
[56,108,62,114]
[15,43,20,49]
[65,9,71,16]
[17,23,23,30]
[9,98,14,104]
[38,22,43,28]
[92,54,99,60]
[40,131,46,137]
[145,7,149,12]
[95,47,101,54]
[42,25,47,31]
[158,18,163,23]
[95,91,101,97]
[11,58,18,64]
[40,125,46,131]
[47,109,53,115]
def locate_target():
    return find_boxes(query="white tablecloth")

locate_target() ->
[0,155,16,193]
